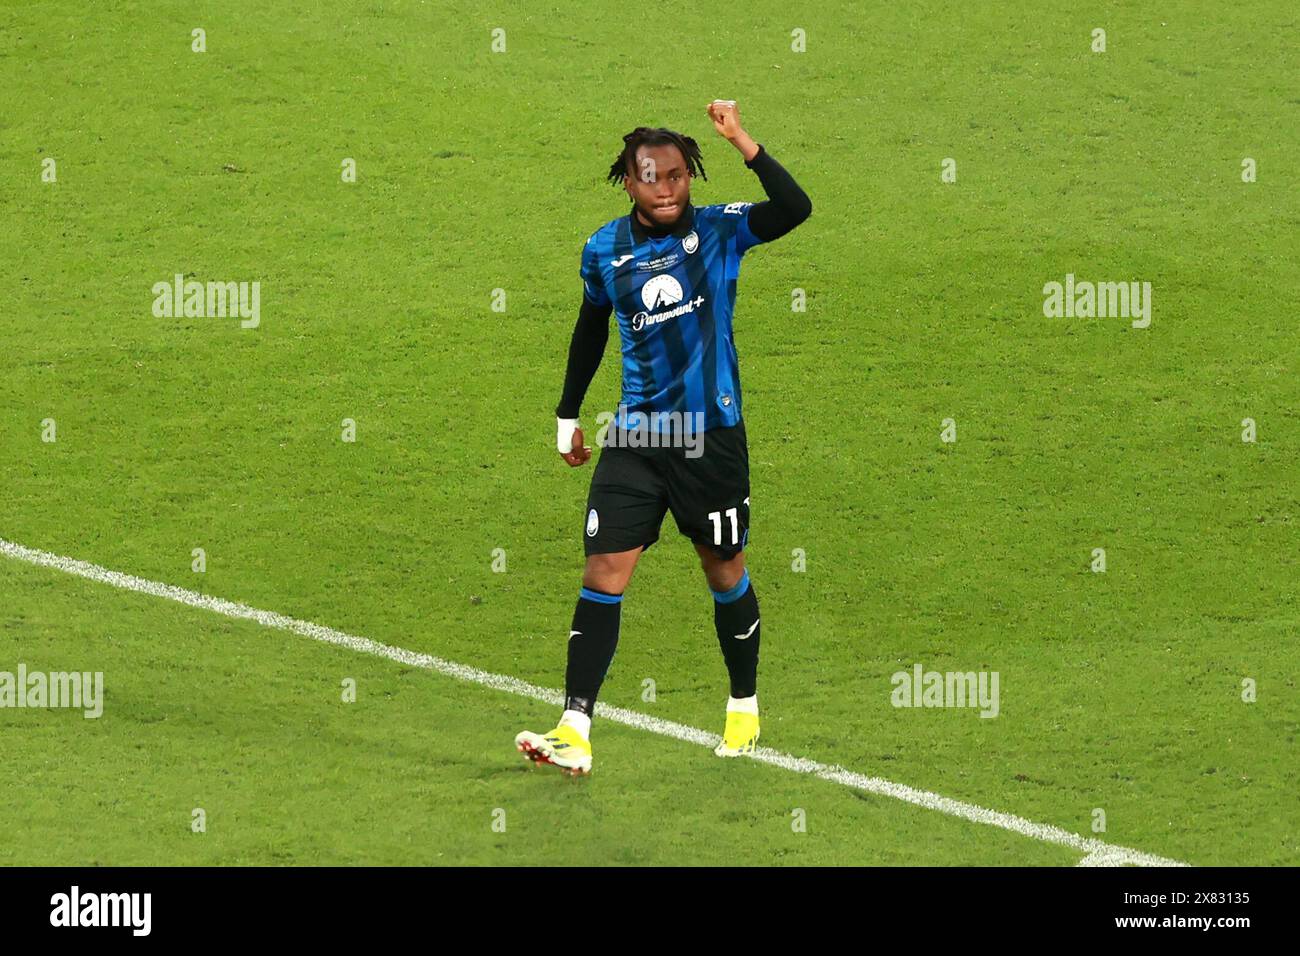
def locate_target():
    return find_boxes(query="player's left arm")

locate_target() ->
[706,99,812,243]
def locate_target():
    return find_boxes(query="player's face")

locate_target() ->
[625,144,691,225]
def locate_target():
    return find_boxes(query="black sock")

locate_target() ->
[712,570,760,699]
[564,587,623,716]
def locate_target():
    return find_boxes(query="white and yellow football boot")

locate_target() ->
[714,698,760,757]
[515,723,593,776]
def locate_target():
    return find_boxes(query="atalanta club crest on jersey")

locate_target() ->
[683,231,699,254]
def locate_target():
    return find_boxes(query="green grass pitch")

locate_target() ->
[1,1,1296,865]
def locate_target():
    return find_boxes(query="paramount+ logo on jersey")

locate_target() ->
[631,274,705,332]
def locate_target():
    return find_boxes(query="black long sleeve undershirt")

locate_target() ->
[743,143,813,241]
[556,295,612,419]
[555,144,810,419]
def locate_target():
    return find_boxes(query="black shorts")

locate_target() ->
[583,420,751,559]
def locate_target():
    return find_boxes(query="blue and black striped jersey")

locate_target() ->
[580,202,768,433]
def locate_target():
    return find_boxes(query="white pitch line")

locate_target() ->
[0,536,1188,867]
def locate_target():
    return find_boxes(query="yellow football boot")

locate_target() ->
[714,709,760,757]
[515,723,593,776]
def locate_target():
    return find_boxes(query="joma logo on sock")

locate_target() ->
[890,664,999,718]
[50,886,151,936]
[1042,273,1151,328]
[152,274,261,328]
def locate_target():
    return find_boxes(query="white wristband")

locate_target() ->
[557,417,579,455]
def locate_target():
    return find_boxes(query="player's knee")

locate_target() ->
[582,551,636,595]
[701,552,746,592]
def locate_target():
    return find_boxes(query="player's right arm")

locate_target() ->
[556,240,614,467]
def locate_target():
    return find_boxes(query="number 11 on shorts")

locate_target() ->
[708,498,749,545]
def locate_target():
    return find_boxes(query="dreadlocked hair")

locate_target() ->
[606,126,707,186]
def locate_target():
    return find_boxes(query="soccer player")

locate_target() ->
[515,100,812,775]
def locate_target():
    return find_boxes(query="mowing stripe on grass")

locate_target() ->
[0,536,1187,867]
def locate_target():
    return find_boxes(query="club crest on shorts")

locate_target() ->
[586,508,599,537]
